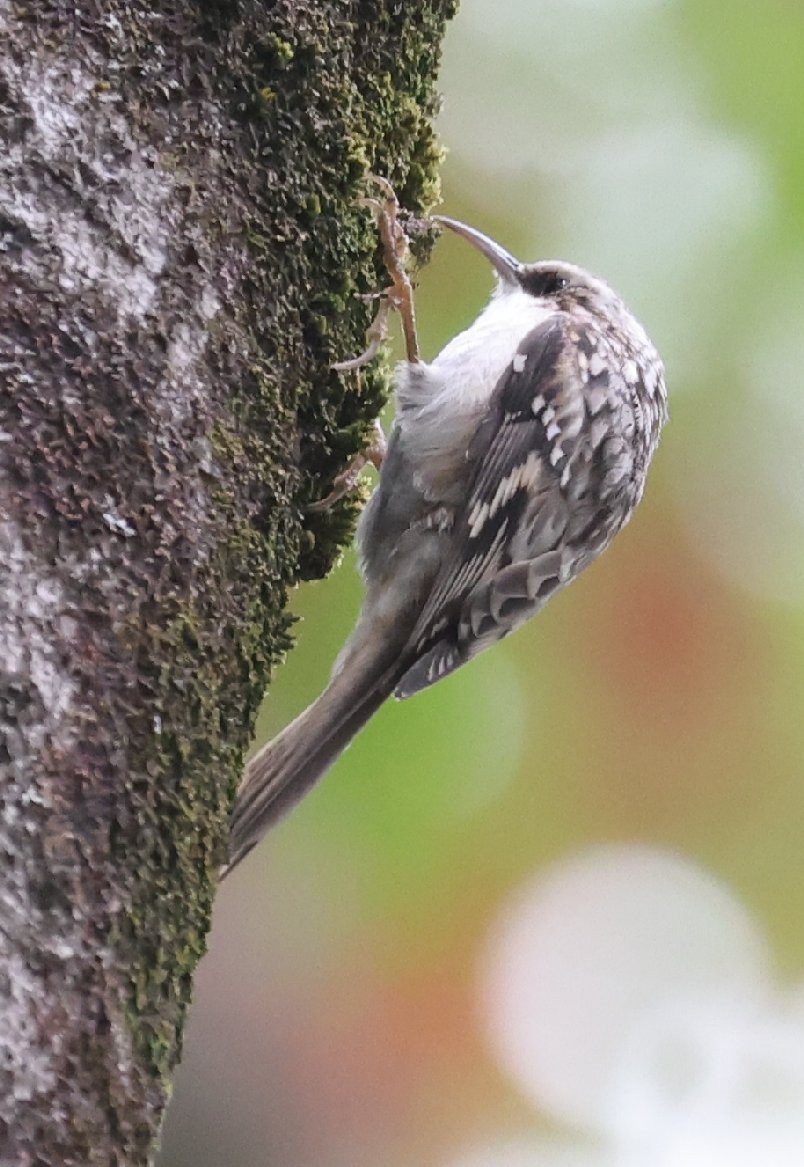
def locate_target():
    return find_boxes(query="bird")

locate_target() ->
[223,190,667,876]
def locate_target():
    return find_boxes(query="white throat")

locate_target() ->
[428,285,553,406]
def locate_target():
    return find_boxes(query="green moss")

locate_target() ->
[304,191,322,218]
[263,31,295,65]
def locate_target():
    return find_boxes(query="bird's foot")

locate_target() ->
[307,419,388,512]
[334,175,420,370]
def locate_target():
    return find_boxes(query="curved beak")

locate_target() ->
[433,216,522,286]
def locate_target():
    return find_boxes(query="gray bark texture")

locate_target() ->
[0,0,456,1161]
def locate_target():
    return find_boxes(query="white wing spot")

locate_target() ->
[512,352,527,373]
[470,452,544,537]
[588,386,607,415]
[468,501,490,539]
[589,353,606,377]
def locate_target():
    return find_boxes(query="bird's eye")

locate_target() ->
[545,275,569,294]
[523,271,569,297]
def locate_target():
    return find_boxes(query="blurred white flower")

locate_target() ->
[447,846,804,1166]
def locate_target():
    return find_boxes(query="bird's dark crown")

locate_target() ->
[516,261,629,331]
[517,260,605,302]
[518,262,577,299]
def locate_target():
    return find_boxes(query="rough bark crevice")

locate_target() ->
[0,0,457,1161]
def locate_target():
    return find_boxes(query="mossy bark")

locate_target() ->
[0,0,457,1162]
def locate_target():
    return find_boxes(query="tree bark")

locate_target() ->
[0,0,455,1161]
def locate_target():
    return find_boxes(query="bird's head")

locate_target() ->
[434,215,623,322]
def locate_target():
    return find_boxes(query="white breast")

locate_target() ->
[392,285,554,504]
[427,285,553,405]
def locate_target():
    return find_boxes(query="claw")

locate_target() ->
[308,420,387,512]
[367,174,396,199]
[332,300,391,372]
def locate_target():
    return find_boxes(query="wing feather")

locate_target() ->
[395,313,585,697]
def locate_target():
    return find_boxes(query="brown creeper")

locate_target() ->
[223,202,667,876]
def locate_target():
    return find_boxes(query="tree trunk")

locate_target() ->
[0,0,455,1161]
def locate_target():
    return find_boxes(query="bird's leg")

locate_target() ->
[313,179,418,511]
[370,175,420,364]
[307,419,388,512]
[334,175,421,370]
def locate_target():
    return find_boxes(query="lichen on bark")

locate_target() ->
[0,0,457,1161]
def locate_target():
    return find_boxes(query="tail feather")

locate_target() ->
[221,656,398,877]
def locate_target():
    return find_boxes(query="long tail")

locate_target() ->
[221,650,399,877]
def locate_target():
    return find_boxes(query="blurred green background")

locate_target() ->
[160,1,804,1163]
